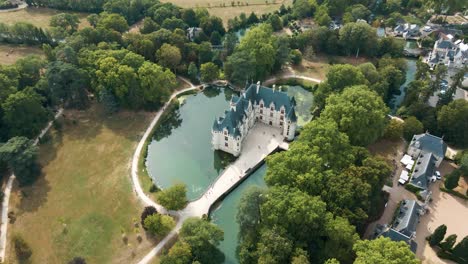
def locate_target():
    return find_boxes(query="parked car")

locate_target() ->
[423,26,432,32]
[435,171,441,180]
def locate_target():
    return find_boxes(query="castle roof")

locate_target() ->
[212,84,297,136]
[409,133,447,161]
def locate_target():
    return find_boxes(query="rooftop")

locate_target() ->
[409,133,447,161]
[212,84,297,137]
[410,153,436,190]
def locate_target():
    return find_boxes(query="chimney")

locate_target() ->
[272,84,276,92]
[256,81,260,94]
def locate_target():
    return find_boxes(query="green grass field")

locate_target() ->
[0,7,90,29]
[7,105,158,264]
[0,44,44,65]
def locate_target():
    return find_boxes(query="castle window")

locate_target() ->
[280,121,283,126]
[225,136,228,141]
[260,109,263,114]
[281,109,284,114]
[224,131,227,135]
[280,116,284,121]
[260,103,263,108]
[270,106,274,111]
[270,112,273,117]
[269,121,273,125]
[225,142,228,147]
[260,116,263,120]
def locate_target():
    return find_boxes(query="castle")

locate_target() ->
[212,82,297,156]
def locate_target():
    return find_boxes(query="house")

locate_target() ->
[394,23,420,38]
[212,82,297,156]
[187,27,202,41]
[410,153,437,190]
[380,199,423,253]
[425,33,468,69]
[407,132,447,191]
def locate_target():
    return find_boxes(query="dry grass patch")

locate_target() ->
[6,104,159,264]
[292,58,330,80]
[0,44,44,65]
[162,0,292,25]
[0,7,90,29]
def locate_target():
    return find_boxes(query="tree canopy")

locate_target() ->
[353,237,419,264]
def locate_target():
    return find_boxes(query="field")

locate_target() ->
[0,7,90,29]
[162,0,293,24]
[0,43,44,65]
[6,105,158,264]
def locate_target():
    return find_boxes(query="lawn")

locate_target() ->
[6,104,158,264]
[292,58,330,81]
[0,7,90,29]
[0,44,44,65]
[162,0,292,25]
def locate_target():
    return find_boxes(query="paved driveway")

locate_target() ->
[415,162,468,264]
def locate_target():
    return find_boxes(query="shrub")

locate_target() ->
[13,235,32,262]
[290,49,302,65]
[444,170,461,190]
[156,183,188,210]
[68,257,87,264]
[429,224,447,246]
[140,206,158,229]
[440,234,457,252]
[143,214,175,237]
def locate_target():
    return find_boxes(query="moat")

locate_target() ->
[145,85,313,262]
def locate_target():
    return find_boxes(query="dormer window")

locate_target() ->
[270,106,274,111]
[260,103,263,108]
[280,109,284,114]
[224,131,227,135]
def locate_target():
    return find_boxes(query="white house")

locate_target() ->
[425,33,468,69]
[212,82,297,156]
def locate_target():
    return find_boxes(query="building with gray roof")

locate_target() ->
[408,132,447,167]
[380,199,422,253]
[212,82,297,156]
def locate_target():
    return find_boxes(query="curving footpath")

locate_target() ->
[0,108,63,263]
[133,76,320,264]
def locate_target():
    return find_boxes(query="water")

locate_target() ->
[390,59,417,113]
[210,164,267,264]
[146,87,236,200]
[282,85,314,126]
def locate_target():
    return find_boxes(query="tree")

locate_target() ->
[440,234,457,252]
[315,5,332,26]
[353,237,419,264]
[437,100,468,147]
[98,13,129,33]
[140,206,158,228]
[13,235,32,262]
[156,44,182,72]
[50,13,80,34]
[179,218,224,264]
[452,236,468,261]
[87,14,100,28]
[384,119,403,140]
[200,62,219,83]
[2,90,49,138]
[46,61,89,109]
[290,49,302,65]
[138,61,176,106]
[0,137,40,185]
[402,116,423,142]
[321,86,389,146]
[210,31,222,45]
[15,55,45,89]
[257,229,293,264]
[157,183,188,210]
[187,62,198,83]
[269,14,283,31]
[339,22,378,57]
[223,32,238,56]
[224,50,255,85]
[429,224,447,246]
[291,249,310,264]
[444,170,460,190]
[293,0,314,18]
[160,241,192,264]
[143,213,175,237]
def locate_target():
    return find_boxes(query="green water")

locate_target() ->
[390,59,417,113]
[146,87,237,200]
[210,164,267,264]
[146,84,313,262]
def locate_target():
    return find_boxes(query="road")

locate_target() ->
[0,108,63,262]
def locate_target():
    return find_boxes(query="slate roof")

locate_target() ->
[382,229,418,253]
[410,153,436,190]
[409,133,447,161]
[437,40,455,49]
[393,200,422,237]
[213,84,297,136]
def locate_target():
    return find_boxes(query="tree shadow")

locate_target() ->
[13,170,52,215]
